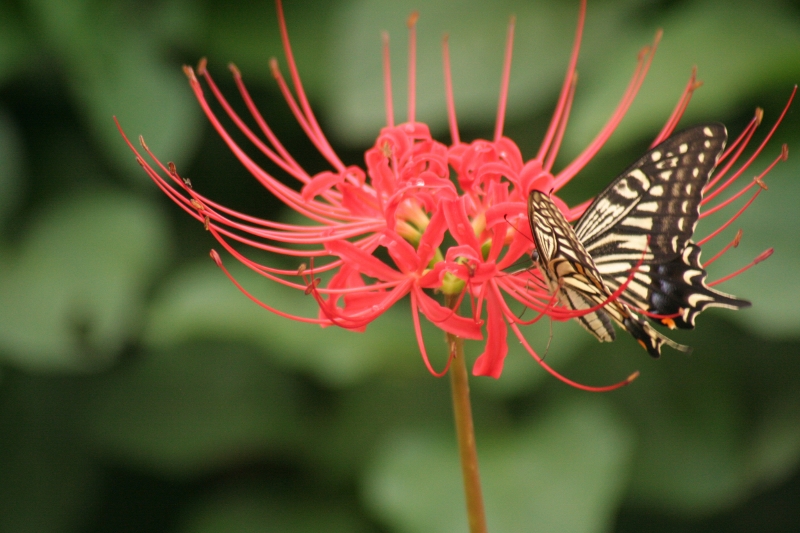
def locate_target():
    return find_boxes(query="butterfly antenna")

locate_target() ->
[503,213,537,274]
[503,213,531,242]
[540,315,555,361]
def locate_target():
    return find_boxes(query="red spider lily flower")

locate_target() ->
[117,0,793,391]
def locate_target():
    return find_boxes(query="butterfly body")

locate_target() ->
[528,124,750,357]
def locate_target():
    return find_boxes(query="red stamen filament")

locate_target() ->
[704,109,761,195]
[494,16,516,142]
[704,229,743,266]
[537,0,585,162]
[442,34,460,145]
[407,11,419,124]
[709,248,773,287]
[554,30,662,190]
[651,66,700,146]
[382,32,395,128]
[275,0,344,171]
[701,146,786,219]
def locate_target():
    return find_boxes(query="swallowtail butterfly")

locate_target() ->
[528,124,749,357]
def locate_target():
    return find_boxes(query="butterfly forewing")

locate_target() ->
[573,124,750,330]
[528,190,617,343]
[575,124,726,254]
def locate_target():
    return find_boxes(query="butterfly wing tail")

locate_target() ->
[623,316,692,358]
[645,243,751,329]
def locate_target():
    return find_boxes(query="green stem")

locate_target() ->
[447,329,488,533]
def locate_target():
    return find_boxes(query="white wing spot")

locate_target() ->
[692,167,700,178]
[622,217,653,230]
[598,262,634,275]
[672,235,680,251]
[681,200,690,213]
[614,181,640,199]
[703,127,714,137]
[651,150,662,162]
[677,218,685,231]
[698,153,705,163]
[637,201,659,213]
[685,184,693,194]
[588,233,648,254]
[650,185,664,196]
[659,171,672,181]
[704,140,712,148]
[679,143,688,154]
[598,262,650,275]
[628,168,649,184]
[683,269,703,285]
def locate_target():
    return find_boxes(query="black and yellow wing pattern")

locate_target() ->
[528,124,750,357]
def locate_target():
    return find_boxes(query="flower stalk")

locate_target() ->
[447,297,487,533]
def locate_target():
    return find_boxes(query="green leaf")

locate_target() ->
[0,109,24,224]
[175,482,371,533]
[79,342,303,476]
[608,319,800,516]
[0,374,99,533]
[205,0,336,92]
[363,397,635,533]
[23,0,205,176]
[745,389,800,489]
[0,191,171,371]
[0,3,34,83]
[623,360,747,514]
[297,375,453,483]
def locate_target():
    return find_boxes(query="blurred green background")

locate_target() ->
[1,0,800,531]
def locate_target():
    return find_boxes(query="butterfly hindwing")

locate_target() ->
[575,124,726,253]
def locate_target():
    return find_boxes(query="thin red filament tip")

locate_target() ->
[382,32,395,128]
[543,74,577,173]
[510,321,637,392]
[210,249,223,267]
[709,248,773,287]
[537,0,585,162]
[652,66,699,146]
[494,15,516,142]
[755,248,774,263]
[407,11,419,124]
[704,110,762,198]
[554,30,661,190]
[442,34,460,145]
[705,229,743,266]
[711,87,796,199]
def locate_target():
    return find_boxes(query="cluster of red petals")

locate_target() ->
[117,0,793,390]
